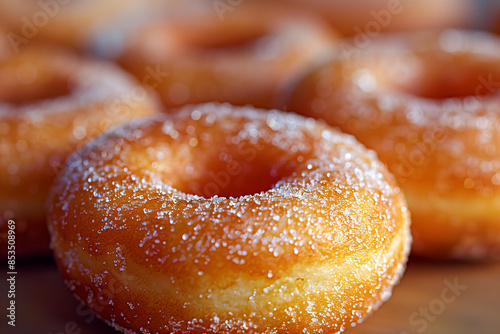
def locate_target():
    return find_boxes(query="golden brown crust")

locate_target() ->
[0,45,159,257]
[118,2,336,109]
[48,103,410,333]
[284,30,500,260]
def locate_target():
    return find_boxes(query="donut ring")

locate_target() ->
[118,2,335,109]
[48,103,410,333]
[284,30,500,260]
[0,46,159,257]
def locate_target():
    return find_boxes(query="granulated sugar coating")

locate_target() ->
[284,30,500,260]
[48,103,411,334]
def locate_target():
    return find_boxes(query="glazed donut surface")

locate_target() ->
[48,103,410,333]
[0,45,159,257]
[118,2,336,109]
[284,30,500,260]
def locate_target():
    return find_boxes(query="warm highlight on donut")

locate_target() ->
[48,104,410,333]
[284,30,500,260]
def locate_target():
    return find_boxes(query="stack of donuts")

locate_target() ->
[1,0,498,333]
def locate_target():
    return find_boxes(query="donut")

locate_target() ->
[273,0,472,37]
[283,30,500,260]
[0,45,159,258]
[47,103,411,333]
[117,2,336,109]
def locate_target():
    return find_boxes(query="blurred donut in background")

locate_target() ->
[0,0,185,51]
[116,1,337,109]
[275,0,474,36]
[283,30,500,260]
[0,45,160,258]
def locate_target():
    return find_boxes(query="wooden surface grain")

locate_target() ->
[1,257,499,334]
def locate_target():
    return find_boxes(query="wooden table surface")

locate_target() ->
[1,257,499,334]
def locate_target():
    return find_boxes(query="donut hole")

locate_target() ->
[0,61,72,104]
[392,58,500,100]
[167,140,303,198]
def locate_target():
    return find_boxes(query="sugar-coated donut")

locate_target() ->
[48,103,410,333]
[0,45,159,258]
[284,30,500,260]
[118,2,336,109]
